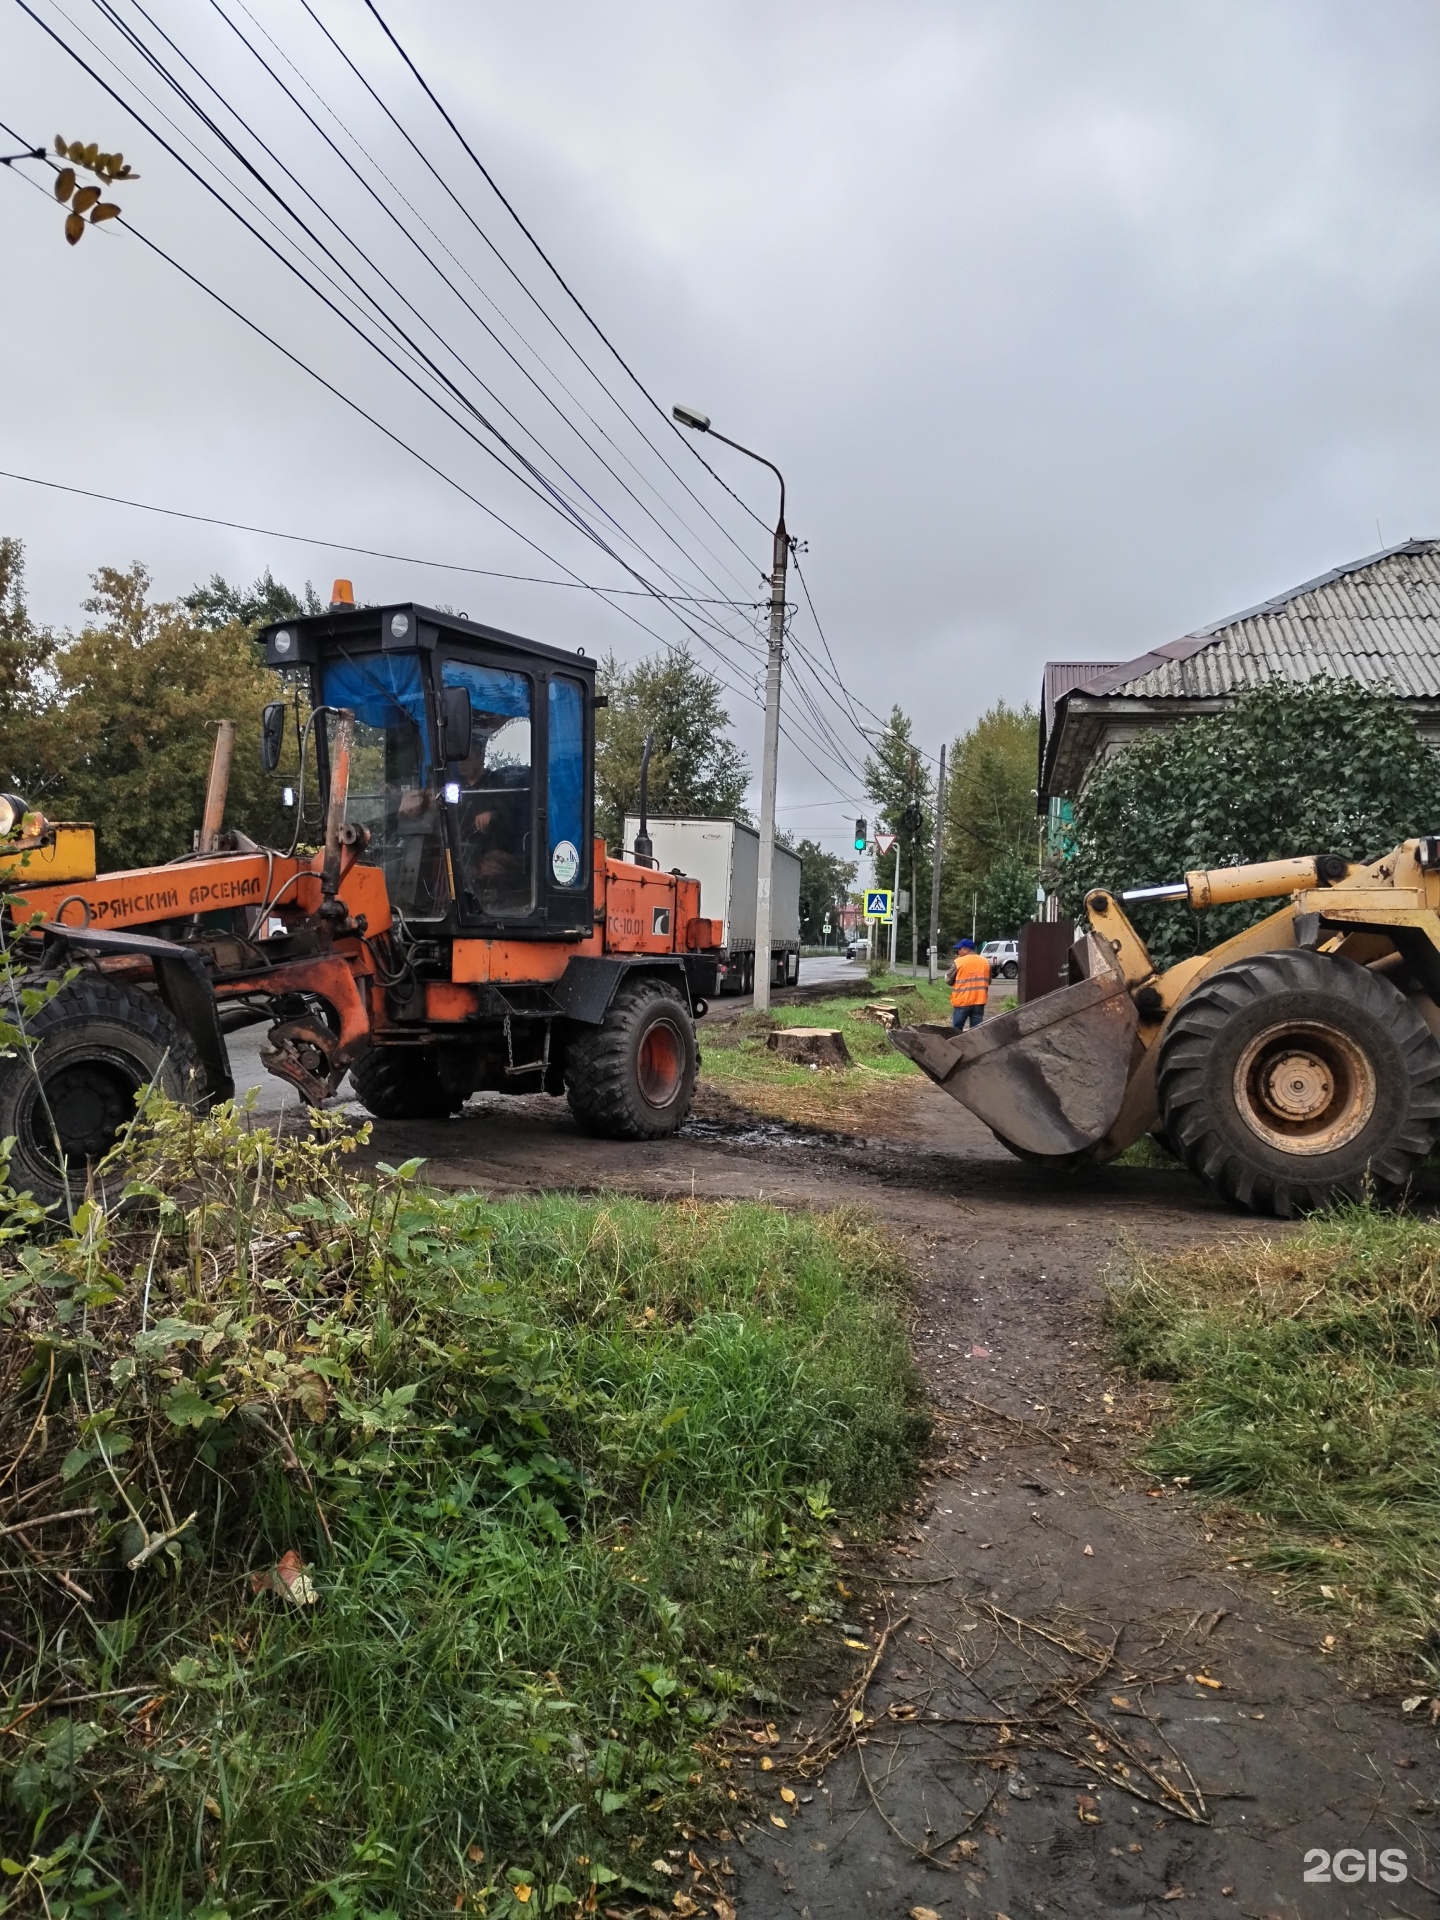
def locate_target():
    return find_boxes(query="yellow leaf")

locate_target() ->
[910,1909,943,1920]
[513,1888,531,1905]
[769,1814,787,1828]
[779,1787,796,1804]
[466,1844,484,1863]
[759,1756,773,1771]
[55,134,67,154]
[91,204,121,225]
[67,141,85,162]
[82,142,98,167]
[1193,1675,1221,1690]
[672,1897,699,1918]
[1109,1696,1131,1709]
[53,167,75,203]
[843,1637,868,1649]
[73,186,101,215]
[64,211,85,245]
[203,1795,221,1817]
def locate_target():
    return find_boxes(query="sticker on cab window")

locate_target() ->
[551,838,580,885]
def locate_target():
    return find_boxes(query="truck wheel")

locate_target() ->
[1156,950,1440,1216]
[0,974,203,1211]
[350,1047,466,1120]
[565,977,696,1139]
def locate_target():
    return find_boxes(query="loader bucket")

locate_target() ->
[890,952,1138,1158]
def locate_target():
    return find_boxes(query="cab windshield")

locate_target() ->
[320,653,447,920]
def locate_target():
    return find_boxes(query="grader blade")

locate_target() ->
[890,952,1138,1157]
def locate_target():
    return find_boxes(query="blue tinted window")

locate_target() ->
[548,677,585,888]
[440,660,534,917]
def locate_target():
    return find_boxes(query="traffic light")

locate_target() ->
[853,817,867,852]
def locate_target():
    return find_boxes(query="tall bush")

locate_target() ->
[1058,678,1440,967]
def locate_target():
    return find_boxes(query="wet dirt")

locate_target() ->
[350,1036,1440,1920]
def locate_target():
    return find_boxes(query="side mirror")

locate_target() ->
[260,702,287,772]
[440,685,473,763]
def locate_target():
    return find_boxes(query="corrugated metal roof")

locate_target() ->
[1103,539,1440,700]
[1043,659,1122,732]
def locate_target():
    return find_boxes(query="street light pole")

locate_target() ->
[673,404,787,1011]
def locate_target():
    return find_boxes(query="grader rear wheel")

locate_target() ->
[1156,949,1440,1216]
[565,977,696,1139]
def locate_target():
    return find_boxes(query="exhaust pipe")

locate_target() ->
[200,720,237,852]
[320,709,355,903]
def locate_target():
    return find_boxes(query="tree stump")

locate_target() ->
[766,1027,852,1069]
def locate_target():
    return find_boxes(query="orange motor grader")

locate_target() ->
[0,596,722,1206]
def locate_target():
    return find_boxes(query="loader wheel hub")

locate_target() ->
[1234,1022,1376,1155]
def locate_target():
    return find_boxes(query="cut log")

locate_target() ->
[766,1026,852,1069]
[850,1002,899,1030]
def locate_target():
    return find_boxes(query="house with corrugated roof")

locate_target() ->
[1039,541,1440,846]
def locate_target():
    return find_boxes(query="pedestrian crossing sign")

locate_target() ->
[864,889,894,923]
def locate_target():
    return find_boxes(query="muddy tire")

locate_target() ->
[1156,950,1440,1216]
[349,1047,466,1120]
[0,974,203,1211]
[565,977,696,1139]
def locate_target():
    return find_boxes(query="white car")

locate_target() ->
[981,939,1019,980]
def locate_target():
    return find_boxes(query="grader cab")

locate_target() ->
[0,597,722,1207]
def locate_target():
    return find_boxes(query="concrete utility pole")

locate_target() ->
[672,404,788,1010]
[928,742,946,981]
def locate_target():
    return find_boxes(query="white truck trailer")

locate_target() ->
[622,816,802,995]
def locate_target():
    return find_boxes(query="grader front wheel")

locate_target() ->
[1156,950,1440,1216]
[0,974,204,1211]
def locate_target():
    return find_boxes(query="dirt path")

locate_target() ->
[360,1077,1440,1920]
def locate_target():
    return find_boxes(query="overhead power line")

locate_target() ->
[359,0,773,540]
[0,468,752,603]
[5,10,874,806]
[71,0,783,672]
[2,21,768,683]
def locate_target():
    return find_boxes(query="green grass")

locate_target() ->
[1107,1208,1440,1677]
[0,1103,926,1917]
[701,979,951,1092]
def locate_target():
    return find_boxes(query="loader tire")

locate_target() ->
[565,977,696,1139]
[349,1047,466,1120]
[1156,950,1440,1217]
[0,973,203,1212]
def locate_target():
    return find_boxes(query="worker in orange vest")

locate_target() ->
[947,936,992,1030]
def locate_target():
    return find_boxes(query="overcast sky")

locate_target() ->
[3,0,1439,864]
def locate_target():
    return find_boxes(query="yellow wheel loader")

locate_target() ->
[892,840,1440,1216]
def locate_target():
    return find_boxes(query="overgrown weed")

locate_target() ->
[0,1098,926,1915]
[1108,1205,1440,1678]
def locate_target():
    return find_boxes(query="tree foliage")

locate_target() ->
[594,646,750,851]
[939,701,1040,944]
[184,569,321,631]
[863,707,933,962]
[0,543,293,869]
[784,835,857,942]
[1058,677,1440,967]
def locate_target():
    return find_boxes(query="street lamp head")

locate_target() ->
[672,403,711,433]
